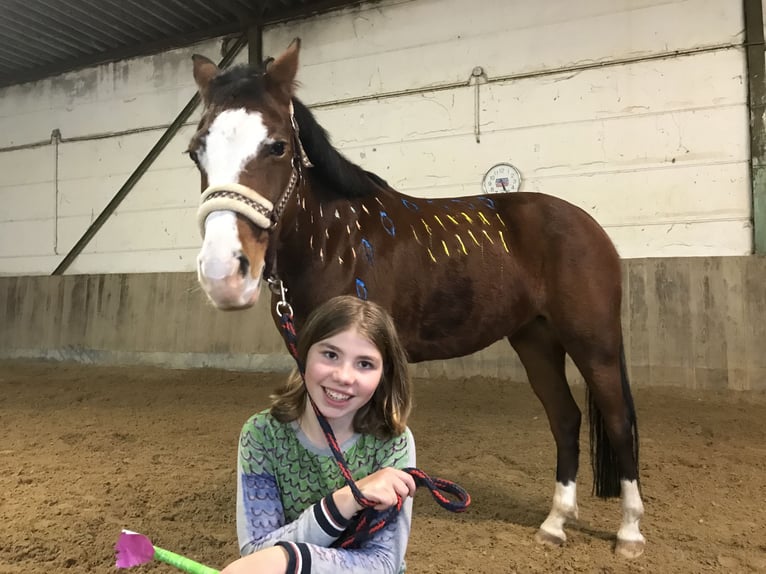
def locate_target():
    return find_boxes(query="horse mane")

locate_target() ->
[292,98,388,198]
[208,63,387,198]
[208,63,268,106]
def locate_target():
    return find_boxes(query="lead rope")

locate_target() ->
[277,298,471,549]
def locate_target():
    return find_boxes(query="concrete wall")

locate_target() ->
[0,0,753,277]
[2,257,764,391]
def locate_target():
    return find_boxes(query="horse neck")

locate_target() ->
[284,176,373,231]
[274,175,395,283]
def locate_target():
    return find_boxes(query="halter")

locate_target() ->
[196,101,313,237]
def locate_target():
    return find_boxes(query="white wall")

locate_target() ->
[0,0,751,275]
[0,39,222,275]
[277,0,749,258]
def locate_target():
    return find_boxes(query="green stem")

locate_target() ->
[153,546,220,574]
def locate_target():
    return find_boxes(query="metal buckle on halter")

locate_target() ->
[267,277,294,317]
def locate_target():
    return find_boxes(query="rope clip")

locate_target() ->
[267,277,293,317]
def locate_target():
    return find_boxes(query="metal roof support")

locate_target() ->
[51,33,247,275]
[248,24,263,64]
[744,0,766,254]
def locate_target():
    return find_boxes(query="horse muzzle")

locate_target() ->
[197,255,264,309]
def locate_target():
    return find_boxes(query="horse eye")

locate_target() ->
[269,141,286,156]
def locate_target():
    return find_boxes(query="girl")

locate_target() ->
[222,295,417,574]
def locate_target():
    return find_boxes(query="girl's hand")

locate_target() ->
[333,467,417,517]
[220,545,289,574]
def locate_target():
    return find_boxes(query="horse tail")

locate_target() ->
[588,340,639,498]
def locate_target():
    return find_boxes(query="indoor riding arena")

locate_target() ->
[2,1,765,574]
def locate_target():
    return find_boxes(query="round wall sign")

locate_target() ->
[481,163,521,194]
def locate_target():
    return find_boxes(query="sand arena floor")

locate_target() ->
[1,360,765,573]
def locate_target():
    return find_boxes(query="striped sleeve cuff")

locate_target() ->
[275,541,311,574]
[313,494,352,537]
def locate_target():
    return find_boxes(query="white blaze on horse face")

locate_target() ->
[199,211,241,279]
[200,108,268,186]
[197,211,263,307]
[196,109,269,308]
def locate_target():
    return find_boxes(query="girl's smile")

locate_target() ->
[303,327,384,434]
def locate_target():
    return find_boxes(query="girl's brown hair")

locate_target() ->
[270,295,412,439]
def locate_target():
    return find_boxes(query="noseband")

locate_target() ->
[196,101,313,237]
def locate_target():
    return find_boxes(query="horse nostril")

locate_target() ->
[237,254,250,277]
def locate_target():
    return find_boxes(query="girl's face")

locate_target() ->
[304,327,384,428]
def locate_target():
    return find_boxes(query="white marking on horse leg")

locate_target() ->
[617,479,645,543]
[537,481,578,545]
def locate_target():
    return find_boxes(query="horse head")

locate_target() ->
[189,38,307,309]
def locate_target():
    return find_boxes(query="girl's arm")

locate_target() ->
[274,429,416,574]
[237,419,356,553]
[237,418,416,573]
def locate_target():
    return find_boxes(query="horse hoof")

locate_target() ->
[535,529,566,547]
[615,539,645,559]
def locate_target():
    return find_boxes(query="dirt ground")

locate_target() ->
[1,361,765,574]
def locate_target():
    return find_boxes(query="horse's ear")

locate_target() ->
[265,38,301,103]
[192,54,219,105]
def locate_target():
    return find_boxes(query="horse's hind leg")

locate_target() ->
[567,340,645,558]
[509,319,581,546]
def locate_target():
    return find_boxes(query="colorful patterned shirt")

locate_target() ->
[236,409,415,573]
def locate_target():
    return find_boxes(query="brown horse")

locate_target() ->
[188,39,645,558]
